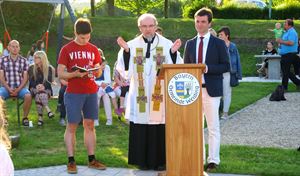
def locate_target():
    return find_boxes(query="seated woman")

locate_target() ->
[28,51,55,126]
[257,41,277,78]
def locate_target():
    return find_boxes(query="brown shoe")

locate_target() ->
[67,162,77,174]
[88,159,107,170]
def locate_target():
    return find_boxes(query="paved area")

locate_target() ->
[14,165,250,176]
[240,76,282,83]
[214,92,300,149]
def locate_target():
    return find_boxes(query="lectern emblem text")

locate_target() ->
[167,73,200,106]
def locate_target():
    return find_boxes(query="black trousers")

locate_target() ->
[281,53,300,90]
[58,85,67,118]
[128,122,166,169]
[294,55,300,76]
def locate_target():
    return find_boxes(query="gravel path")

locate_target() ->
[209,92,300,149]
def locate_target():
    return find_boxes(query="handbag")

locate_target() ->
[230,73,239,87]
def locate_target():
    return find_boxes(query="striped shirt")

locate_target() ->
[0,55,29,88]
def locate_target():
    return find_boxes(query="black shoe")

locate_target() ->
[297,146,300,151]
[206,163,218,172]
[138,166,149,170]
[154,165,166,171]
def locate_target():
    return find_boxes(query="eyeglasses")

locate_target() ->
[140,24,156,29]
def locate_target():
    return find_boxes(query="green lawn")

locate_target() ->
[6,82,300,175]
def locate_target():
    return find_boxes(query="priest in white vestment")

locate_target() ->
[116,13,182,170]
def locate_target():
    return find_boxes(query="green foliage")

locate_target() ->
[183,1,300,19]
[272,0,300,7]
[0,2,54,43]
[214,5,268,19]
[115,0,164,16]
[182,0,217,18]
[169,0,184,18]
[272,0,300,19]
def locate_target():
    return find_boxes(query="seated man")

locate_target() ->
[0,40,32,126]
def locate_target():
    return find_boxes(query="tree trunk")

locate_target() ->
[107,0,115,16]
[91,0,95,17]
[164,0,168,18]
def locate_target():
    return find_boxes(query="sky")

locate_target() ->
[69,0,101,11]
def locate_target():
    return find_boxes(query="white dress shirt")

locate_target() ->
[196,32,211,83]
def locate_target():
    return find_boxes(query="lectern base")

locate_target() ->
[157,171,209,176]
[157,172,166,176]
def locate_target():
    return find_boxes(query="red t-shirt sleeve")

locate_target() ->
[58,46,69,66]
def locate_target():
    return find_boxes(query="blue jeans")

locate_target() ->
[0,87,30,99]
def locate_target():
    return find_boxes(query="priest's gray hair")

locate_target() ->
[137,13,158,27]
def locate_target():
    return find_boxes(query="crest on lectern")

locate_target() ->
[167,73,200,106]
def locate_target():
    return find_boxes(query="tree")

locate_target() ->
[107,0,115,16]
[115,0,164,16]
[91,0,95,17]
[164,0,169,18]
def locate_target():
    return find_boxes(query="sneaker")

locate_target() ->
[257,69,263,74]
[106,119,112,126]
[59,118,66,126]
[119,107,125,114]
[88,159,106,170]
[67,161,77,174]
[94,119,99,127]
[114,109,122,116]
[220,115,228,120]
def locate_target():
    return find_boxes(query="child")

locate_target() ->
[95,49,120,126]
[113,62,129,117]
[257,41,277,78]
[268,22,284,40]
[26,43,36,65]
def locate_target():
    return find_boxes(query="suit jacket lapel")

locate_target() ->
[191,37,197,63]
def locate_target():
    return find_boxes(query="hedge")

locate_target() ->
[183,5,300,19]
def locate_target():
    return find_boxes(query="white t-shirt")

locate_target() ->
[0,143,14,176]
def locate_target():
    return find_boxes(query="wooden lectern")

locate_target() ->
[158,64,206,176]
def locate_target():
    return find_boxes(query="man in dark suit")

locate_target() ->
[183,8,230,172]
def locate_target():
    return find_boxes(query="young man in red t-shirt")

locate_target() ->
[57,18,106,174]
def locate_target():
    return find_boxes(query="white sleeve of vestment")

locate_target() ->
[175,51,183,64]
[116,44,134,80]
[116,48,126,77]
